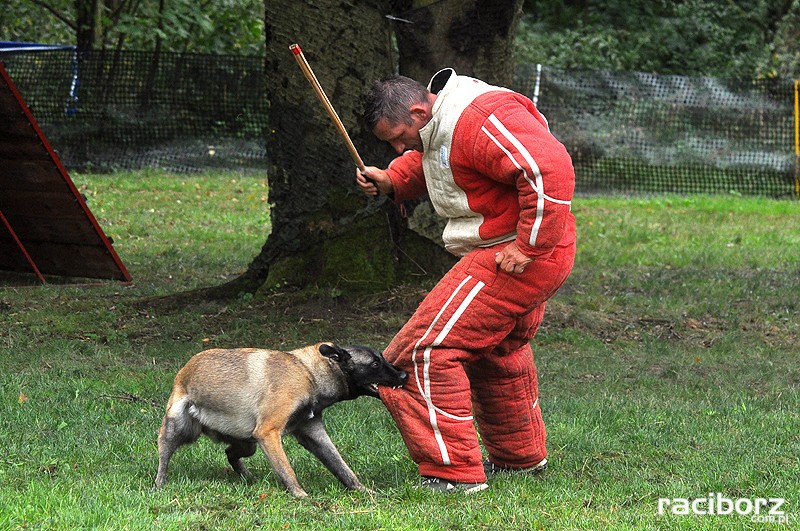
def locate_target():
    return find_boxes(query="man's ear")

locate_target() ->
[319,343,351,362]
[409,103,430,122]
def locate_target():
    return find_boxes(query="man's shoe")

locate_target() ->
[483,458,548,476]
[419,476,489,494]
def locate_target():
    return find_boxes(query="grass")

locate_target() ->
[1,170,799,529]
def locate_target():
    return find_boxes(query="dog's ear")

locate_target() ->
[319,343,351,363]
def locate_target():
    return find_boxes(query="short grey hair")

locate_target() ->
[363,75,429,131]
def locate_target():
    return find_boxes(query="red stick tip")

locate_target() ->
[289,44,302,55]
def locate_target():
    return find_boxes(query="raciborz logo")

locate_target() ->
[658,493,788,524]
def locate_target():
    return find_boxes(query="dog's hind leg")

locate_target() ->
[225,439,257,479]
[155,396,202,488]
[254,425,308,497]
[293,417,365,491]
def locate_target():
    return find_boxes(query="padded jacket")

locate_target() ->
[385,68,575,259]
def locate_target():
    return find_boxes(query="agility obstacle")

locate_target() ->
[0,62,130,284]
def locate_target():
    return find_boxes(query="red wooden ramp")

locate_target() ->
[0,62,131,284]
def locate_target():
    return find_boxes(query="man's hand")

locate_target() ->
[356,166,394,197]
[495,242,533,274]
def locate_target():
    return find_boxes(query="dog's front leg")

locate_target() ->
[254,426,308,497]
[293,417,365,491]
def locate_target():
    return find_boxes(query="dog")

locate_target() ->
[154,342,407,497]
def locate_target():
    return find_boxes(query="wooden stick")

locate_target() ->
[289,44,366,173]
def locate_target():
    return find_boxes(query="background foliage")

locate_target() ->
[2,0,799,78]
[517,0,799,78]
[1,0,265,55]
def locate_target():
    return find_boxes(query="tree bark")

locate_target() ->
[393,0,524,85]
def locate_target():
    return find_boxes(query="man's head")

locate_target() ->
[363,75,435,153]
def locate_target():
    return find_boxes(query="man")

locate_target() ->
[356,68,576,493]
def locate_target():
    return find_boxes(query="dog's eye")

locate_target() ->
[371,361,380,369]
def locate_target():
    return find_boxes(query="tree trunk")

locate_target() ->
[75,0,103,50]
[215,0,524,298]
[211,0,449,297]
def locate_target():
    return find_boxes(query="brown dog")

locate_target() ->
[154,343,407,497]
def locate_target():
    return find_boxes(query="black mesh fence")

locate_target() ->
[0,49,268,173]
[516,65,799,198]
[1,48,798,198]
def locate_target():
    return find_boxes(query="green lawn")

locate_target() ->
[1,171,798,529]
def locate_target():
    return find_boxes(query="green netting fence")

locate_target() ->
[1,49,798,198]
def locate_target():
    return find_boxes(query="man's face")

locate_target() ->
[373,110,428,154]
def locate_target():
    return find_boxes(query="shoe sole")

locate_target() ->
[462,482,490,494]
[419,479,489,494]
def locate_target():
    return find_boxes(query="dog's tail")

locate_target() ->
[155,394,204,488]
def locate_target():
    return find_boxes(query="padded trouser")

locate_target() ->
[380,237,575,483]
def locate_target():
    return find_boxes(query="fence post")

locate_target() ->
[794,79,799,198]
[533,63,542,107]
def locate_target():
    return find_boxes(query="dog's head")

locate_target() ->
[319,343,408,399]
